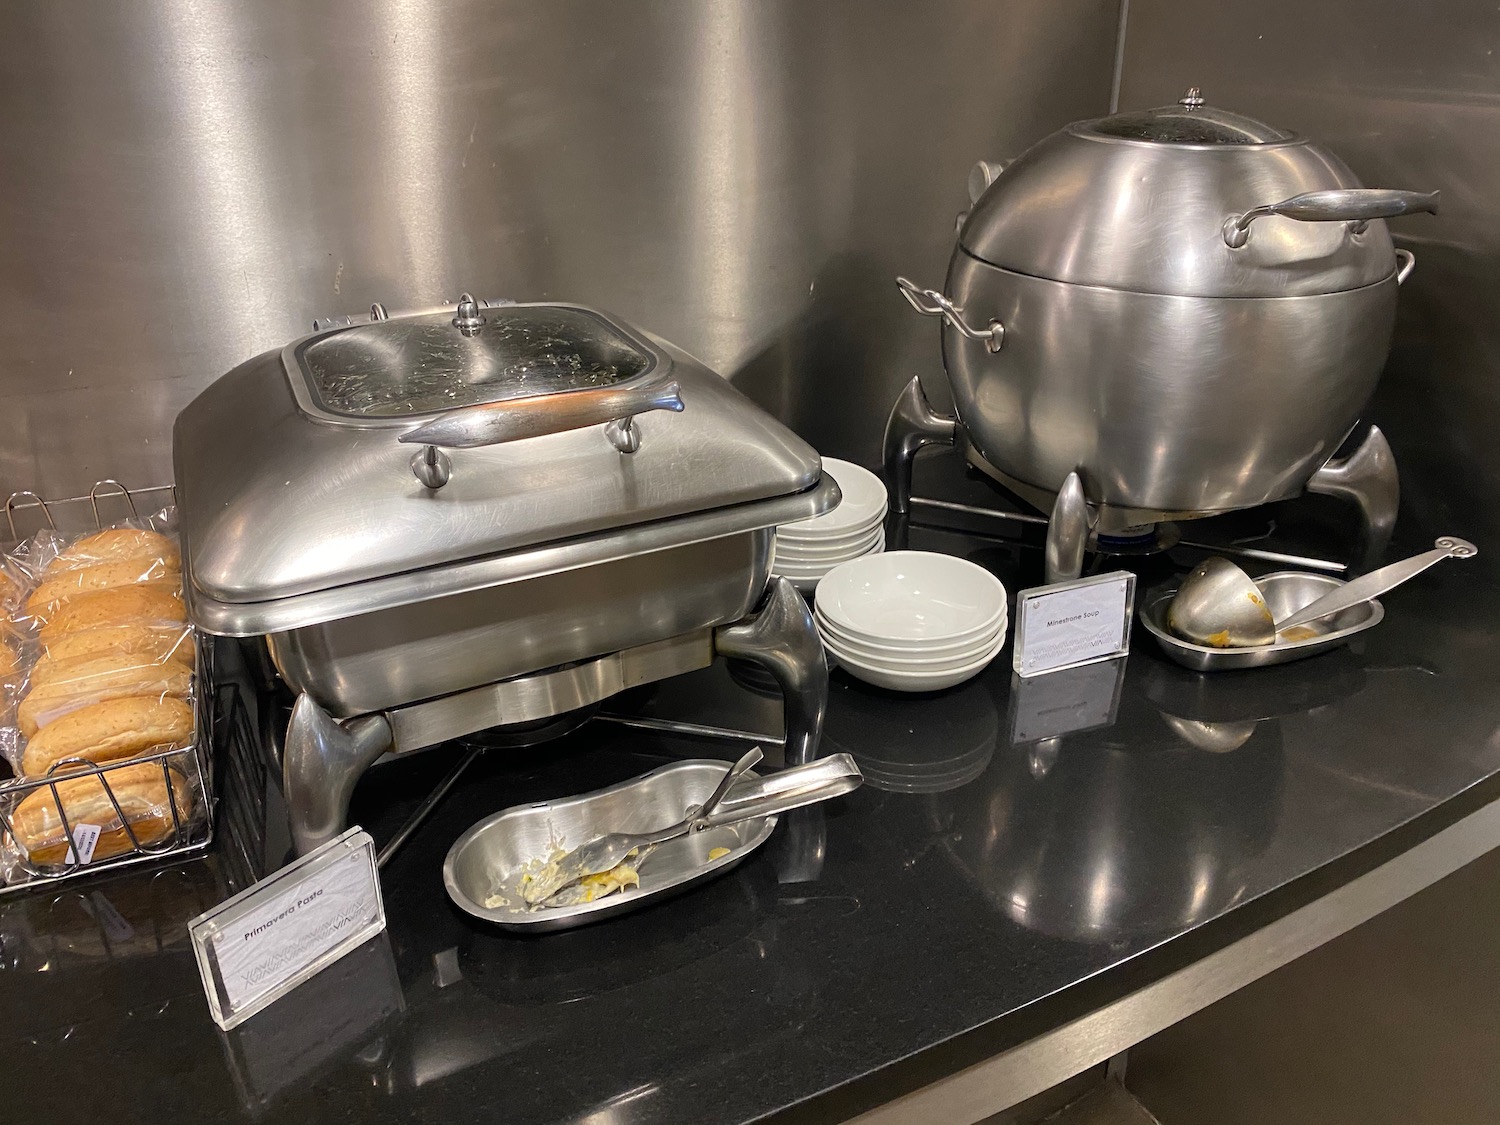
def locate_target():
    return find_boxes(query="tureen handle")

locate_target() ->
[1394,248,1417,285]
[1222,188,1439,248]
[398,380,684,484]
[895,277,1005,353]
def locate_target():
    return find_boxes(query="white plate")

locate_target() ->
[776,510,886,547]
[817,611,1005,666]
[829,630,1005,692]
[772,539,885,582]
[775,458,887,538]
[816,550,1006,645]
[774,524,885,562]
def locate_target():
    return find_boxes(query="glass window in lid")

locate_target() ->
[296,305,657,419]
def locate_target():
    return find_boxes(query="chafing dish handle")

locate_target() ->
[1223,189,1439,247]
[399,380,685,452]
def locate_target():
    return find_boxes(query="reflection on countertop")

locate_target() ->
[1,511,1499,1125]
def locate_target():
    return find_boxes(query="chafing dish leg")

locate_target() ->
[883,376,956,515]
[1045,471,1092,583]
[284,694,394,856]
[714,577,828,766]
[1305,425,1399,573]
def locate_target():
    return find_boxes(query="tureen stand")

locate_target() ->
[281,577,826,856]
[883,377,1399,583]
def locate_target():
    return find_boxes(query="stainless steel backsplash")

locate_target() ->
[0,0,1119,497]
[1119,0,1500,544]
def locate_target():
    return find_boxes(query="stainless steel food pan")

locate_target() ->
[269,529,772,718]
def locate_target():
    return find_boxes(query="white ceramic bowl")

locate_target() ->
[828,630,1005,692]
[774,524,885,562]
[776,458,887,538]
[814,605,1003,653]
[817,609,1005,665]
[816,551,1007,646]
[821,627,1001,672]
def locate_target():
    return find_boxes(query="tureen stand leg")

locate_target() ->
[714,576,828,767]
[1305,425,1399,573]
[882,376,956,516]
[283,694,394,857]
[1045,470,1093,583]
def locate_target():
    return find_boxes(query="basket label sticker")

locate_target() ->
[189,828,386,1031]
[1014,571,1136,678]
[66,823,101,866]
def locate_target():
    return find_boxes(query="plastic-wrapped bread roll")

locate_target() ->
[9,761,193,866]
[43,529,180,575]
[17,652,193,737]
[37,584,185,643]
[30,635,192,692]
[41,623,196,666]
[22,697,195,777]
[0,565,21,609]
[24,557,181,621]
[1,566,24,641]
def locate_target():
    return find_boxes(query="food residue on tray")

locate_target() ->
[484,845,644,911]
[482,824,744,914]
[547,862,642,907]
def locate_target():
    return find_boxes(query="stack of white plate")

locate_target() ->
[814,551,1008,692]
[771,457,887,593]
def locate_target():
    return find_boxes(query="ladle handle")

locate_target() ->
[1277,536,1477,631]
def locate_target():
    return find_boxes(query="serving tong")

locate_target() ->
[524,751,862,906]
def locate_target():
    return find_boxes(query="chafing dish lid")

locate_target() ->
[174,300,824,612]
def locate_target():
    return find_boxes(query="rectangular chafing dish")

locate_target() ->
[174,297,838,854]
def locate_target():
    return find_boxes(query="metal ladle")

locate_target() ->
[1170,537,1478,649]
[1168,557,1276,648]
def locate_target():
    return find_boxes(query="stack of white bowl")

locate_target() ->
[814,551,1008,692]
[771,457,887,593]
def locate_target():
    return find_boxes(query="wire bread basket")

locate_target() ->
[0,481,215,895]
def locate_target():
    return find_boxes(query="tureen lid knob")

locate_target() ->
[1179,86,1205,109]
[452,292,486,336]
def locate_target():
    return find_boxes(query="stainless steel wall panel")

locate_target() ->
[0,0,1119,495]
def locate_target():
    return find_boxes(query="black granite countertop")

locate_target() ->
[3,454,1499,1125]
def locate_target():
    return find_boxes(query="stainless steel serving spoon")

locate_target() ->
[1170,536,1478,649]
